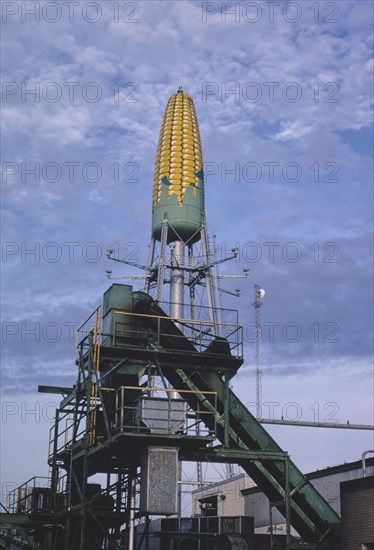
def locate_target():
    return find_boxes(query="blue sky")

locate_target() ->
[1,0,373,497]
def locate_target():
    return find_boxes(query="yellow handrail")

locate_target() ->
[113,309,241,328]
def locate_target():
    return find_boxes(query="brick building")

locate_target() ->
[340,475,374,550]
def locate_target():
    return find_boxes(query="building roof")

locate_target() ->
[191,456,374,497]
[241,456,374,496]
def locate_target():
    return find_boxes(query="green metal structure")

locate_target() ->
[1,284,341,549]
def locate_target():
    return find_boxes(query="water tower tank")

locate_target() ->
[152,89,205,244]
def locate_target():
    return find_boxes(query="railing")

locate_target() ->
[110,309,243,358]
[52,472,127,514]
[75,305,102,352]
[6,477,51,514]
[48,408,87,462]
[114,386,217,438]
[52,472,70,513]
[48,304,104,457]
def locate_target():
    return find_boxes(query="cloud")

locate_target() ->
[1,0,373,481]
[273,120,315,141]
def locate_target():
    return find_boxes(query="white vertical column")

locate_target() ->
[170,240,185,321]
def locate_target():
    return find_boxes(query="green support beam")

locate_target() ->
[133,294,341,544]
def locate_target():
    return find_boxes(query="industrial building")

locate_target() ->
[0,90,373,550]
[193,457,374,536]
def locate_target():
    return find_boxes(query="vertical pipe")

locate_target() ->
[169,240,184,515]
[285,458,291,549]
[145,238,155,293]
[200,225,217,324]
[115,473,121,512]
[121,388,124,432]
[51,411,60,550]
[224,373,230,448]
[177,463,182,518]
[269,503,273,548]
[210,233,223,336]
[115,391,118,432]
[156,219,168,302]
[145,515,150,550]
[254,285,263,419]
[188,245,196,322]
[362,450,374,477]
[128,469,136,550]
[170,240,185,321]
[114,473,121,543]
[169,239,184,401]
[80,460,87,550]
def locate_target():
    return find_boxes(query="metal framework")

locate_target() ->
[1,288,343,549]
[106,218,247,485]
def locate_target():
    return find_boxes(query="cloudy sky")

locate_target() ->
[1,0,373,497]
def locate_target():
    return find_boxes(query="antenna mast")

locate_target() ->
[253,284,265,419]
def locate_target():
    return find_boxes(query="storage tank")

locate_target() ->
[152,89,205,244]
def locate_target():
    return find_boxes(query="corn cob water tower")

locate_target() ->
[107,88,233,319]
[150,88,210,317]
[1,90,342,550]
